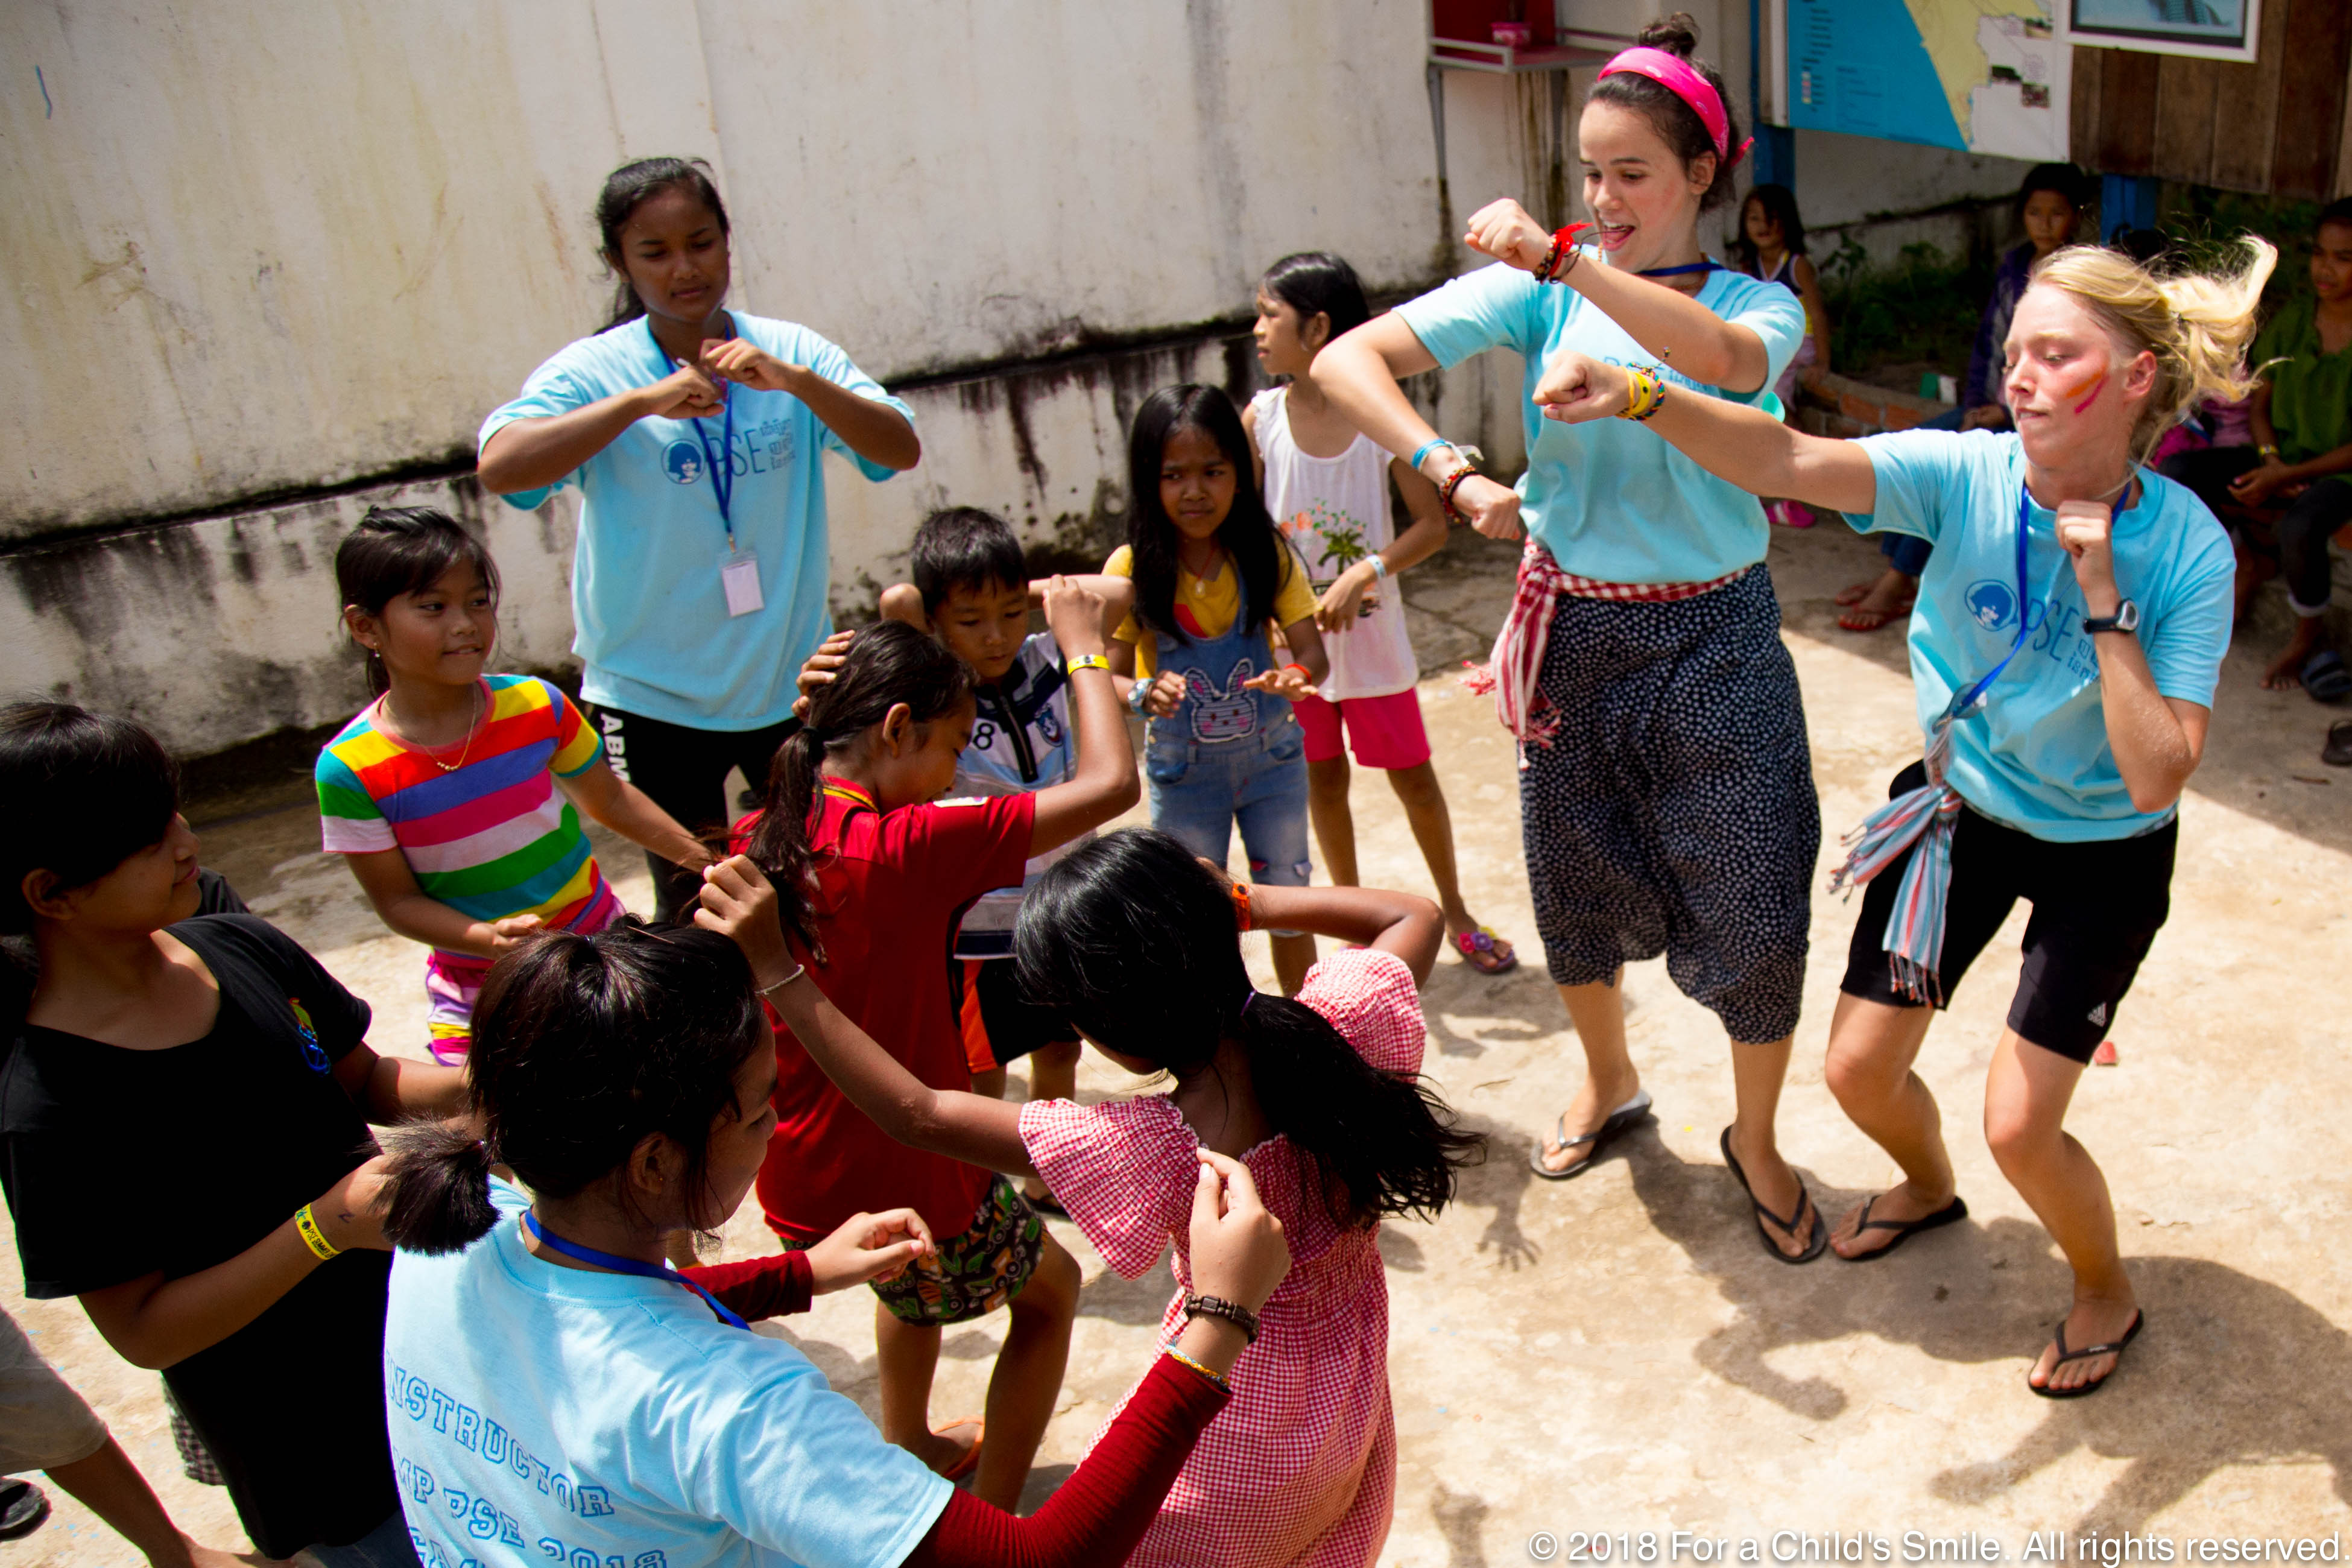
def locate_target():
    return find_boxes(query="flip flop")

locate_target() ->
[2029,1309,2145,1400]
[2324,719,2352,768]
[1022,1189,1070,1220]
[1837,1192,1968,1263]
[2304,649,2352,704]
[934,1417,985,1482]
[1529,1090,1653,1180]
[1719,1127,1828,1264]
[1455,925,1520,975]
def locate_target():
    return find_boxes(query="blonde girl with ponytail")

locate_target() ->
[1535,236,2272,1399]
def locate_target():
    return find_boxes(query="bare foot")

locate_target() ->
[1829,1181,1954,1260]
[1833,580,1875,607]
[2261,634,2315,691]
[2028,1296,2142,1394]
[905,1416,982,1478]
[1534,1069,1643,1176]
[1725,1124,1816,1259]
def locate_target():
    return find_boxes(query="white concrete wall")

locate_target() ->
[4,0,2020,760]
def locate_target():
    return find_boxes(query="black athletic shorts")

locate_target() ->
[948,957,1078,1074]
[1839,760,2177,1064]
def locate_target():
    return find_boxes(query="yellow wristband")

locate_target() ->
[1163,1345,1230,1391]
[294,1203,340,1261]
[1066,653,1110,674]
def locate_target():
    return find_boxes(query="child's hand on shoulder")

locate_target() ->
[793,629,859,720]
[488,914,545,952]
[1040,575,1109,657]
[806,1207,934,1293]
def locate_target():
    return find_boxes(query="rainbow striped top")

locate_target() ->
[315,676,616,949]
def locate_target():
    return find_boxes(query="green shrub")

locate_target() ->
[1818,238,1993,382]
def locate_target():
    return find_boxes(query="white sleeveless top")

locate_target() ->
[1248,387,1420,701]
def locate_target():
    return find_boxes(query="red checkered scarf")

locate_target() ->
[1461,543,1744,760]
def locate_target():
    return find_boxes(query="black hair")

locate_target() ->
[1125,385,1292,650]
[2318,198,2352,234]
[911,507,1028,617]
[0,703,182,1028]
[382,922,767,1254]
[594,157,732,331]
[1259,252,1371,346]
[744,621,974,961]
[1014,829,1484,1228]
[1733,182,1807,274]
[334,507,501,696]
[2018,162,2090,214]
[1588,13,1742,212]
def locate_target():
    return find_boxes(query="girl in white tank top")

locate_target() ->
[1244,251,1520,978]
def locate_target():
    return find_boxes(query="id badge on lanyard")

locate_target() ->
[660,326,762,618]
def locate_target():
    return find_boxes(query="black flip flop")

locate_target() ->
[1838,1192,1968,1263]
[2029,1309,2145,1399]
[1719,1127,1828,1263]
[1529,1090,1654,1180]
[2304,650,2352,704]
[1023,1189,1070,1221]
[2324,719,2352,768]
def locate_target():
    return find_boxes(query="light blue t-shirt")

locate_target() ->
[480,314,914,730]
[1852,429,2234,842]
[384,1181,950,1568]
[1394,261,1804,583]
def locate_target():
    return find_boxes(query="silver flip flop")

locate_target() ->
[1529,1089,1654,1180]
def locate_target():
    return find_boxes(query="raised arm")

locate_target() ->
[477,363,723,495]
[1027,577,1142,853]
[2053,500,2213,814]
[1464,199,1770,393]
[694,857,1034,1176]
[1312,315,1524,540]
[1532,350,1879,516]
[1225,876,1443,985]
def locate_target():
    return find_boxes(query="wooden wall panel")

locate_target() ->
[2269,0,2352,199]
[2151,55,2221,183]
[2205,0,2287,191]
[2093,47,2161,175]
[2070,45,2102,165]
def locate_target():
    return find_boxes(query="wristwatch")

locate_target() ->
[2082,600,2140,635]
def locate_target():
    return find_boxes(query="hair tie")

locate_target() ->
[1600,46,1751,168]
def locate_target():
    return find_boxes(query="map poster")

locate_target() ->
[2059,0,2258,63]
[1786,0,2072,162]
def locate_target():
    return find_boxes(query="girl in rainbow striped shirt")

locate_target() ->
[315,507,711,1063]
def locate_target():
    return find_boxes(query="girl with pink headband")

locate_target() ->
[1316,12,1829,1263]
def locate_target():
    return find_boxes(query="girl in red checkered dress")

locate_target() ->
[704,826,1478,1566]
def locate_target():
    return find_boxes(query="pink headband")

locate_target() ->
[1599,46,1751,168]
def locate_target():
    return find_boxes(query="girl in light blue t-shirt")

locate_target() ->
[1314,20,1828,1268]
[476,157,918,925]
[1534,235,2273,1399]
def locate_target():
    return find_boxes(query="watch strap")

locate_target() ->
[2082,599,2139,634]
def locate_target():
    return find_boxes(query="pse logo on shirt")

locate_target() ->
[660,422,799,487]
[661,442,706,485]
[1964,579,2020,633]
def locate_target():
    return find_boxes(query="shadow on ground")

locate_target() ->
[1614,1129,2352,1532]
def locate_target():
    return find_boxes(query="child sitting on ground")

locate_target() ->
[700,827,1481,1567]
[315,506,712,1063]
[737,605,1137,1510]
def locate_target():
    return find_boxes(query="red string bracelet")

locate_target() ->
[1538,223,1593,283]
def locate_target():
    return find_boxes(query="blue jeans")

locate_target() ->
[307,1511,420,1568]
[1146,715,1314,893]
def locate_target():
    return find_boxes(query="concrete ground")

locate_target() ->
[6,520,2348,1566]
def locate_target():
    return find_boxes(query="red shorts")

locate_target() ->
[1294,688,1431,770]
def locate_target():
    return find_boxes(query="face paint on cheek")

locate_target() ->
[2069,368,2108,416]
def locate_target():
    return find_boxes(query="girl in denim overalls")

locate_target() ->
[1105,385,1330,993]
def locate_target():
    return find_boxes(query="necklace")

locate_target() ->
[384,681,483,774]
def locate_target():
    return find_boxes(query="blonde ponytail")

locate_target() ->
[2029,236,2277,466]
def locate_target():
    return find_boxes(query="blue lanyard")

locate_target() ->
[648,323,738,551]
[1637,258,1721,278]
[1946,483,2126,721]
[520,1210,748,1331]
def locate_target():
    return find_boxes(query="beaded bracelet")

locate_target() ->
[1184,1292,1262,1344]
[1163,1345,1230,1392]
[1619,367,1669,423]
[1437,464,1478,523]
[1537,223,1592,283]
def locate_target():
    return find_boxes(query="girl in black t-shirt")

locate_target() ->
[0,702,468,1565]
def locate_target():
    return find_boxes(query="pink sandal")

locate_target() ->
[1455,925,1519,975]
